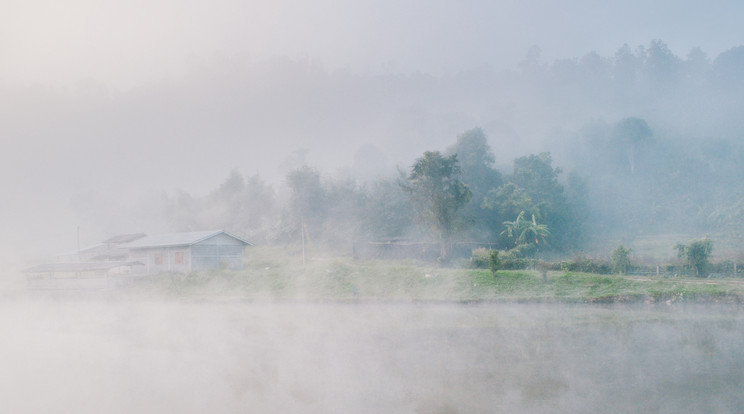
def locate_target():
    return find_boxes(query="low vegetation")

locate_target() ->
[127,247,744,304]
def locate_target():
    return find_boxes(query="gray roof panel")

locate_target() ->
[101,233,147,244]
[123,230,252,249]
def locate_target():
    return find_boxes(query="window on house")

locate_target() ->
[175,252,185,265]
[154,253,163,265]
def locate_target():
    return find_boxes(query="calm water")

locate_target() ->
[1,299,742,413]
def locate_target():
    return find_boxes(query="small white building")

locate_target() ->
[125,230,252,274]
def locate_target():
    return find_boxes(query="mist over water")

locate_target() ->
[2,297,742,413]
[4,1,744,412]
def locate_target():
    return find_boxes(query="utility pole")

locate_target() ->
[301,219,306,268]
[76,226,81,278]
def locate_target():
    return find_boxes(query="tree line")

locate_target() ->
[61,39,744,263]
[157,127,587,262]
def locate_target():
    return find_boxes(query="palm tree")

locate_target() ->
[501,211,527,245]
[501,211,549,246]
[520,213,550,245]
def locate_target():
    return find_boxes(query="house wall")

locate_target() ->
[128,233,246,274]
[129,247,191,274]
[191,234,245,271]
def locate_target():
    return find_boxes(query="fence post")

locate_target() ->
[656,265,660,276]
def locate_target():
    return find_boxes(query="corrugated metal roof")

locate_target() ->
[101,233,147,244]
[123,230,252,249]
[24,261,144,273]
[57,243,130,258]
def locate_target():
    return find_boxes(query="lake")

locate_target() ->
[1,298,742,413]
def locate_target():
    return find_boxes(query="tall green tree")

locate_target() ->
[446,127,501,196]
[612,117,653,175]
[508,152,580,250]
[675,238,713,277]
[511,153,563,204]
[364,175,416,239]
[401,151,472,260]
[611,245,632,274]
[482,183,535,246]
[643,40,682,87]
[285,165,327,242]
[446,127,503,241]
[482,183,533,217]
[209,170,277,243]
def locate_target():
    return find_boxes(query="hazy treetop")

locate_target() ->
[2,0,741,88]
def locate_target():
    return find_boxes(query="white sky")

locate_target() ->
[1,0,742,88]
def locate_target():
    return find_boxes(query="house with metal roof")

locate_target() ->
[24,230,252,290]
[124,230,252,274]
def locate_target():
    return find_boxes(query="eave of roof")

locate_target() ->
[123,230,252,249]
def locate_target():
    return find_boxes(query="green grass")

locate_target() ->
[124,246,744,303]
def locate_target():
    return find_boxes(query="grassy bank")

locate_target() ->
[126,247,744,303]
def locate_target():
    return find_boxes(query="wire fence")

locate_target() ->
[628,270,743,279]
[352,240,744,278]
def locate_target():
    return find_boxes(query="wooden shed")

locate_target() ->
[124,230,252,274]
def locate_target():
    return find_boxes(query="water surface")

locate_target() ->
[1,299,741,413]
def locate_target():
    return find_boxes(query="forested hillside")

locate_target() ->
[54,40,744,259]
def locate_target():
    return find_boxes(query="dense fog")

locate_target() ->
[10,41,744,260]
[1,299,742,414]
[2,1,744,260]
[5,41,744,259]
[4,2,744,413]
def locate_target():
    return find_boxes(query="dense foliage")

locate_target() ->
[676,238,714,277]
[400,151,472,259]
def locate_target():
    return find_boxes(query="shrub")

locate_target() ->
[709,260,735,275]
[501,258,534,270]
[470,248,491,269]
[562,253,612,274]
[611,245,632,274]
[537,260,550,282]
[489,250,501,276]
[510,243,537,258]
